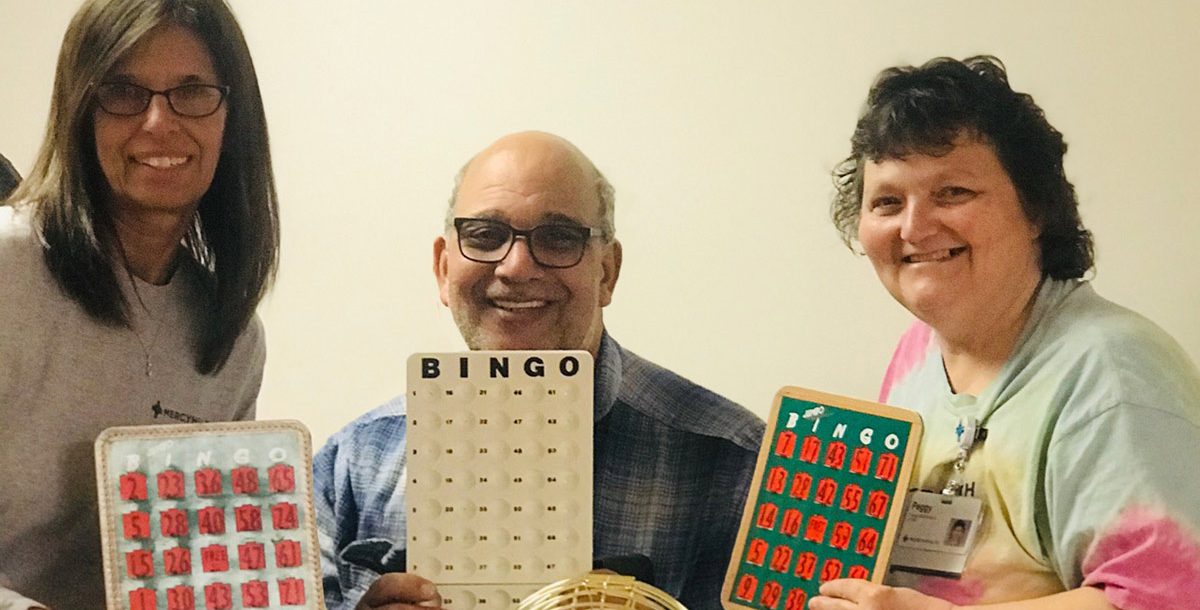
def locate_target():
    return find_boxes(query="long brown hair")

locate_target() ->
[12,0,279,374]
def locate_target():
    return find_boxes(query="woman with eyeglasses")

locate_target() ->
[808,56,1200,610]
[0,0,277,607]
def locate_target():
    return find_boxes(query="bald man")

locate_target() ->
[313,132,764,610]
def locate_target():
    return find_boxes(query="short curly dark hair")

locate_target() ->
[831,55,1093,279]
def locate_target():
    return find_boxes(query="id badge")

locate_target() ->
[887,490,983,579]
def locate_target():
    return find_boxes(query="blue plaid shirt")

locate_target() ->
[313,332,764,609]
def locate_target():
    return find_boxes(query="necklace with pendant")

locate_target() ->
[128,282,165,378]
[131,314,163,377]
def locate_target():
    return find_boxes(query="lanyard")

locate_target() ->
[941,414,988,496]
[935,278,1050,497]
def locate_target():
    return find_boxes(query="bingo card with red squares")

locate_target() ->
[95,420,323,610]
[407,351,593,609]
[722,387,922,610]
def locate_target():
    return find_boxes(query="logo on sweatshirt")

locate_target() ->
[150,401,210,424]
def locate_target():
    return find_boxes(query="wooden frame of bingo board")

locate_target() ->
[722,386,923,610]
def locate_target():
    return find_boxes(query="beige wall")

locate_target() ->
[2,0,1197,445]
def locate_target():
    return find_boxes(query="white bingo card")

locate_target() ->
[406,351,594,609]
[94,420,323,610]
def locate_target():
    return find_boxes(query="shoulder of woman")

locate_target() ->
[0,205,54,288]
[243,313,266,352]
[1037,282,1200,422]
[0,205,36,254]
[231,312,267,371]
[1048,283,1187,367]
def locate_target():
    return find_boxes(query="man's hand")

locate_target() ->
[354,573,441,610]
[809,579,957,610]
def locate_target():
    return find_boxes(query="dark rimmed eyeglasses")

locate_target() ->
[95,82,230,118]
[453,217,607,269]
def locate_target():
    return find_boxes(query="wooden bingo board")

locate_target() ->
[722,387,922,610]
[94,420,323,610]
[407,351,594,608]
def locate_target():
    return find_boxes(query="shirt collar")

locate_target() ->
[594,329,621,422]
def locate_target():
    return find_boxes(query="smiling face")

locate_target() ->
[92,23,226,220]
[433,133,621,355]
[857,136,1043,332]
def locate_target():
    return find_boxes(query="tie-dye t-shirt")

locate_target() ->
[878,279,1200,609]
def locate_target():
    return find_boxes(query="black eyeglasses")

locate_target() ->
[95,82,230,118]
[453,217,607,269]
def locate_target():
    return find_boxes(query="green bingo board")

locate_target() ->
[722,387,922,610]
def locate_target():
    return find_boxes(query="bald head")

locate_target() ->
[434,131,623,355]
[446,131,615,239]
[469,131,592,179]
